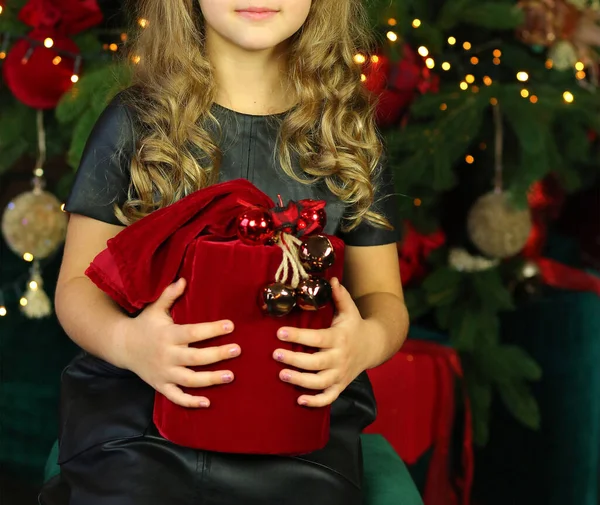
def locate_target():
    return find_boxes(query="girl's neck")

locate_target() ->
[206,27,295,116]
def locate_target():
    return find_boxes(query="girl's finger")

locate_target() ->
[297,385,342,408]
[175,345,241,367]
[273,349,334,371]
[279,368,337,390]
[162,383,210,409]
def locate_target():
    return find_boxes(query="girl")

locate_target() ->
[40,1,409,504]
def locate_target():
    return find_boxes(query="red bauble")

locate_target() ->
[300,207,327,235]
[296,278,332,311]
[3,29,80,109]
[259,282,296,317]
[237,208,275,245]
[299,235,336,273]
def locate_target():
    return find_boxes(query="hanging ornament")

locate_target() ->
[298,235,336,273]
[258,282,297,317]
[296,278,333,311]
[548,39,579,69]
[467,192,533,259]
[516,0,560,47]
[237,208,275,245]
[511,260,544,300]
[3,29,81,109]
[0,111,67,318]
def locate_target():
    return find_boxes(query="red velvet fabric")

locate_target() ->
[85,179,344,455]
[365,340,473,505]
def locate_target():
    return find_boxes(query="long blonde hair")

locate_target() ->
[119,0,390,231]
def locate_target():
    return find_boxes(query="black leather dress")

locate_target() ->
[39,94,401,505]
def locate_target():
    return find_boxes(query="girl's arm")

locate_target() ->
[344,242,408,370]
[56,214,239,408]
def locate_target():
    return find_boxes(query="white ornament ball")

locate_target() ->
[467,191,532,259]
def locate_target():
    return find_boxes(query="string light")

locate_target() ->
[413,198,422,207]
[353,53,366,64]
[521,89,529,98]
[34,168,44,177]
[387,31,398,42]
[490,97,498,105]
[132,55,141,64]
[0,307,6,317]
[52,56,61,65]
[466,155,475,164]
[517,71,529,82]
[425,58,435,69]
[563,91,574,103]
[483,76,493,86]
[440,103,448,111]
[23,253,34,262]
[465,74,475,84]
[576,71,586,80]
[575,61,584,71]
[545,59,553,69]
[530,95,538,103]
[109,43,118,52]
[493,57,501,65]
[493,49,502,57]
[0,6,3,15]
[139,18,149,28]
[460,81,468,90]
[29,281,38,291]
[19,297,28,307]
[412,19,421,28]
[71,75,79,83]
[360,74,366,82]
[463,41,471,50]
[60,203,66,212]
[472,85,480,93]
[442,62,451,70]
[44,38,54,48]
[371,55,379,63]
[470,56,479,65]
[448,37,456,46]
[417,46,429,57]
[121,33,128,42]
[388,18,397,26]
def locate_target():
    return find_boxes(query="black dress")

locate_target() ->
[39,94,401,505]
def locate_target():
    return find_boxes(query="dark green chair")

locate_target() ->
[43,434,423,505]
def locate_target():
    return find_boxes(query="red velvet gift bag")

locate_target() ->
[85,179,344,455]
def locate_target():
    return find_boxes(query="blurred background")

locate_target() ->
[0,0,599,504]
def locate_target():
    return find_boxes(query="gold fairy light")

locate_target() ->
[448,37,457,45]
[425,58,435,69]
[412,19,421,28]
[354,54,366,64]
[387,31,398,42]
[442,62,451,70]
[418,46,429,57]
[463,41,472,50]
[563,91,574,103]
[521,89,529,98]
[517,71,529,82]
[44,38,54,48]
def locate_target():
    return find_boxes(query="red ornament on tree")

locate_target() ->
[3,29,80,109]
[362,45,440,128]
[237,208,275,245]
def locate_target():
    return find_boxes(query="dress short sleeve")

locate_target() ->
[63,93,135,226]
[336,161,402,246]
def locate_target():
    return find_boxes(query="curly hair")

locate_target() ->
[118,0,390,232]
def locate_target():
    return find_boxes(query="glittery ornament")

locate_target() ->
[467,192,532,259]
[258,282,296,317]
[299,236,336,273]
[237,208,275,245]
[2,189,67,259]
[296,277,332,311]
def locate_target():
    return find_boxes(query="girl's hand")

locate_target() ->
[120,278,240,409]
[273,277,372,408]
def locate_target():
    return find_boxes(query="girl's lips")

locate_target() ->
[236,9,279,20]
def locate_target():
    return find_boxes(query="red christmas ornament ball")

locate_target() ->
[3,29,80,110]
[237,208,275,245]
[300,207,327,235]
[296,277,332,311]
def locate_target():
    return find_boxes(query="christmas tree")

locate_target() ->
[1,0,599,453]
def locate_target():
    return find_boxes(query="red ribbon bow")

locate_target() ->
[19,0,103,36]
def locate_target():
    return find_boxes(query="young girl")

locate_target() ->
[40,1,409,504]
